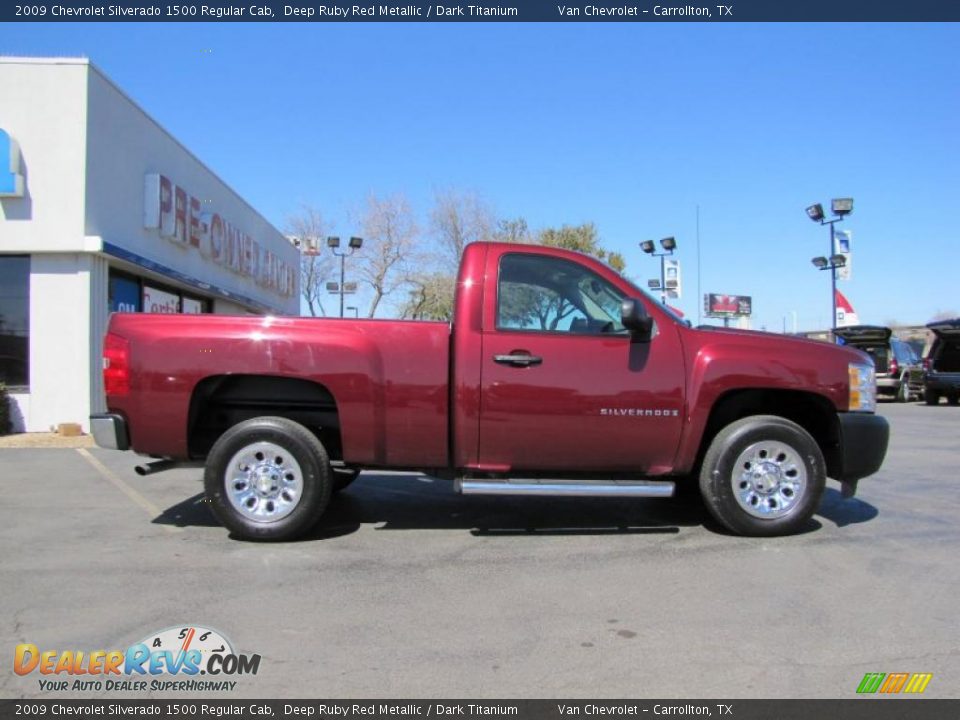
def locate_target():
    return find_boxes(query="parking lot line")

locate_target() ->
[76,448,181,534]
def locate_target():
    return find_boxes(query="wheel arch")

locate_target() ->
[187,374,342,461]
[694,388,841,479]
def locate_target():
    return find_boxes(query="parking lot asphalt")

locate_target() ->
[2,401,958,700]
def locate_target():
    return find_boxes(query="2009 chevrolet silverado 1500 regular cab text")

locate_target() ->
[91,242,889,540]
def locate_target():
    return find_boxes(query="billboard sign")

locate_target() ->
[704,293,752,317]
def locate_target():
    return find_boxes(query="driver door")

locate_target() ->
[477,250,685,474]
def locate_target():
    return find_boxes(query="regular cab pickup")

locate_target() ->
[91,242,889,540]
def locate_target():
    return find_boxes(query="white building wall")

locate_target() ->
[1,57,299,434]
[27,253,106,432]
[0,59,90,250]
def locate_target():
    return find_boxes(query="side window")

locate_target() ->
[497,253,626,334]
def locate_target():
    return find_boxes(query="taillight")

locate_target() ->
[888,358,899,376]
[923,358,932,371]
[103,333,130,396]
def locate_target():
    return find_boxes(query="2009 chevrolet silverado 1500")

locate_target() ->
[91,242,889,540]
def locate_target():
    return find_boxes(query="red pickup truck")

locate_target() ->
[91,242,889,540]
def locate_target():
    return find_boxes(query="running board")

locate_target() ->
[456,478,675,498]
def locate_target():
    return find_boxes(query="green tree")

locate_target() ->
[536,222,626,272]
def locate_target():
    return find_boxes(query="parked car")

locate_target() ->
[91,242,889,540]
[833,325,920,402]
[919,319,960,405]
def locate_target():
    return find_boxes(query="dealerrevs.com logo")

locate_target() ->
[14,625,261,692]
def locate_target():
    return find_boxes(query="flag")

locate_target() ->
[835,289,859,327]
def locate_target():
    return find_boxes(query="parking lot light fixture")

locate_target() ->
[639,237,678,304]
[805,197,854,334]
[329,236,363,318]
[831,198,854,216]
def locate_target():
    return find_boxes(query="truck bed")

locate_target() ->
[105,313,451,467]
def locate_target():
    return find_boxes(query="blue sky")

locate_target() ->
[6,22,959,329]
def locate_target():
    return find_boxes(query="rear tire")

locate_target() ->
[948,395,960,406]
[205,416,332,541]
[896,380,910,403]
[699,415,825,537]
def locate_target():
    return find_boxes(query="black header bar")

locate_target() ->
[1,700,958,720]
[4,0,960,22]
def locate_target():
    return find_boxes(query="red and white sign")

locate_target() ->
[835,289,860,327]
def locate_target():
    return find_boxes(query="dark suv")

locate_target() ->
[919,319,960,406]
[834,325,920,402]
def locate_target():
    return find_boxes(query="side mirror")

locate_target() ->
[621,298,653,342]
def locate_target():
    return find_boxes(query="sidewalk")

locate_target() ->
[0,432,95,449]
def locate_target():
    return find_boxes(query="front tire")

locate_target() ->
[925,390,940,406]
[699,415,825,537]
[205,416,332,541]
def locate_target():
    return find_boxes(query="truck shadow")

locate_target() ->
[816,487,879,527]
[151,474,879,539]
[309,474,699,540]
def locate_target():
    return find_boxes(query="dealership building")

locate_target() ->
[0,57,299,433]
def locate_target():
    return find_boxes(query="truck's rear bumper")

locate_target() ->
[836,412,889,496]
[90,414,129,451]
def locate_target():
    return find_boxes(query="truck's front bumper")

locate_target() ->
[90,414,130,451]
[836,412,889,497]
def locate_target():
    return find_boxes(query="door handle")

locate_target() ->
[493,353,543,368]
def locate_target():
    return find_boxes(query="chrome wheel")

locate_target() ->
[731,440,806,519]
[225,441,303,522]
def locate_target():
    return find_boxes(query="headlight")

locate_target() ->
[849,362,876,412]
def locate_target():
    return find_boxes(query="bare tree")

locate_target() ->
[492,217,532,244]
[357,193,419,318]
[430,189,495,272]
[401,273,457,321]
[286,205,334,317]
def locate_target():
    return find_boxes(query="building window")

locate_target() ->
[108,268,210,316]
[109,272,142,313]
[0,255,30,388]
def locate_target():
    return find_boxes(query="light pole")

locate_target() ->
[327,236,363,318]
[805,198,853,334]
[640,237,677,304]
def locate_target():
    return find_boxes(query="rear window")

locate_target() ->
[932,337,960,372]
[892,340,918,364]
[860,345,889,372]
